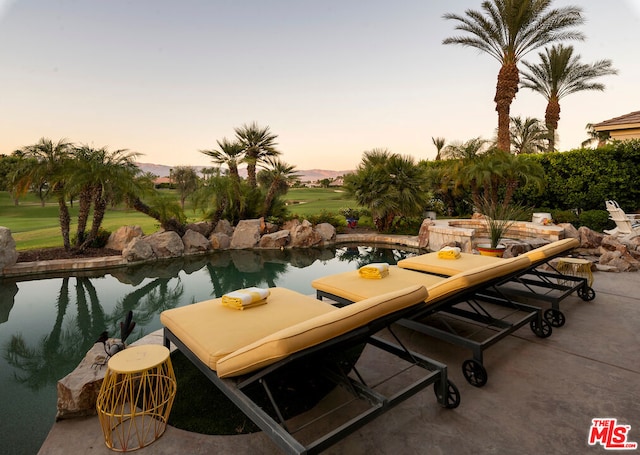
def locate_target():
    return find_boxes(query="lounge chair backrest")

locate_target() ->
[523,238,579,263]
[216,285,428,378]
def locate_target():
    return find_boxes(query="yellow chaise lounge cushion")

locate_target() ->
[161,285,428,378]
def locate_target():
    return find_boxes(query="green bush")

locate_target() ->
[551,209,579,225]
[305,210,344,227]
[579,210,614,232]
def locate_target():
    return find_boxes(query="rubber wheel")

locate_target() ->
[544,308,566,328]
[530,318,552,338]
[462,359,488,388]
[577,286,596,301]
[433,379,461,409]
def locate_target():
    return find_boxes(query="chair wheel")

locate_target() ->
[544,308,566,328]
[530,318,552,338]
[462,359,487,387]
[434,379,461,409]
[577,286,596,301]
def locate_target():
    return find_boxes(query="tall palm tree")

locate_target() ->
[257,157,300,217]
[199,138,244,182]
[443,0,584,152]
[432,137,446,160]
[509,116,548,154]
[234,122,280,188]
[17,138,75,249]
[520,44,617,151]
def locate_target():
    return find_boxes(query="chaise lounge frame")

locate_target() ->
[162,286,459,455]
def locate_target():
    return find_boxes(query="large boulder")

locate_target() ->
[210,232,231,250]
[558,222,579,239]
[259,230,290,248]
[578,226,604,249]
[122,237,155,262]
[105,225,144,251]
[230,219,261,249]
[417,219,435,249]
[214,219,234,236]
[182,229,211,254]
[56,342,111,420]
[185,221,213,238]
[315,223,336,243]
[146,231,185,258]
[289,220,323,248]
[0,227,18,270]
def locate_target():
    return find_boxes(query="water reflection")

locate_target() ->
[0,245,418,454]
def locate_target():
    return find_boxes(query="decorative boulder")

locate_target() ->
[122,237,155,262]
[0,227,18,270]
[558,223,579,239]
[146,231,185,258]
[315,223,336,243]
[214,219,234,236]
[230,219,261,249]
[418,219,435,249]
[578,226,604,249]
[185,221,213,238]
[289,220,323,248]
[182,229,211,254]
[259,230,290,248]
[210,232,231,250]
[56,342,112,420]
[105,225,144,251]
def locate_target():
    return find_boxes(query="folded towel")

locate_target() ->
[359,262,389,279]
[438,246,461,259]
[221,287,270,310]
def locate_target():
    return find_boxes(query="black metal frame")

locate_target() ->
[164,302,459,455]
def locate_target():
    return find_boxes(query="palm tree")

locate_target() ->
[199,138,244,182]
[441,137,488,160]
[257,157,300,217]
[432,137,446,160]
[582,123,610,148]
[234,122,280,188]
[521,44,617,152]
[509,116,548,154]
[17,138,75,249]
[443,0,584,152]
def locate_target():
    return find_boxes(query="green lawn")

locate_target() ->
[0,188,362,251]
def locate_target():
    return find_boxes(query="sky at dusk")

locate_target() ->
[1,0,638,170]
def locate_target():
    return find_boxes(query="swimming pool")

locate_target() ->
[0,245,418,454]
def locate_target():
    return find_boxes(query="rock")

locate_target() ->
[264,221,279,234]
[230,219,262,249]
[259,230,290,248]
[289,220,323,247]
[105,225,144,251]
[146,231,185,258]
[315,223,336,243]
[214,219,234,236]
[56,342,114,420]
[578,226,604,249]
[558,223,579,239]
[210,232,231,250]
[417,219,434,249]
[182,229,211,254]
[122,237,155,262]
[282,219,301,232]
[185,221,213,238]
[0,226,18,270]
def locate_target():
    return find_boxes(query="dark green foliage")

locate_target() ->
[305,209,344,227]
[550,209,579,225]
[579,210,615,232]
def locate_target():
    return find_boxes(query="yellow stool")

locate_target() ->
[556,257,594,287]
[96,345,177,452]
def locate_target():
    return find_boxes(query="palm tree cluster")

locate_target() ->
[10,137,184,251]
[443,0,616,153]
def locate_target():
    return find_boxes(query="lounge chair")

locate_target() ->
[161,285,460,455]
[396,238,594,328]
[312,256,552,388]
[604,200,640,238]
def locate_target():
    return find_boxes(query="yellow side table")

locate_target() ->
[96,345,177,452]
[556,257,594,287]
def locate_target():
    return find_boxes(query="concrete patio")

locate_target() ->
[38,270,640,455]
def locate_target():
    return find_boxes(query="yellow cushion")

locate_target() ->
[160,287,335,371]
[523,238,579,263]
[398,252,503,276]
[216,284,428,378]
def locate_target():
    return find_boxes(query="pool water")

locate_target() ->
[0,245,417,454]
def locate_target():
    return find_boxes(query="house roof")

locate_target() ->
[593,110,640,131]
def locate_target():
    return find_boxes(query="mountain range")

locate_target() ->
[136,162,352,182]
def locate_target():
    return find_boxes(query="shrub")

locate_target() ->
[305,210,344,227]
[579,210,615,232]
[551,209,579,225]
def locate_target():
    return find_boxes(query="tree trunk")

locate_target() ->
[545,98,561,152]
[494,62,519,152]
[246,162,257,188]
[57,195,71,251]
[130,196,186,236]
[75,187,93,246]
